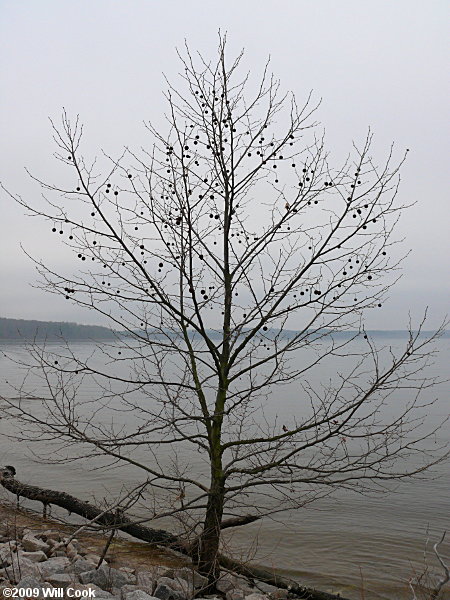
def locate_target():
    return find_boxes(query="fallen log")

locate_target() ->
[0,466,184,552]
[0,466,349,600]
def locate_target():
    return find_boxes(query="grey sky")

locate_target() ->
[1,0,448,329]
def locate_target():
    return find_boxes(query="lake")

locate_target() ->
[0,336,449,599]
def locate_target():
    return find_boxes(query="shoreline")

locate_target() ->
[0,501,293,600]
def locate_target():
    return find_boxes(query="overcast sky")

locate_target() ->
[0,0,448,329]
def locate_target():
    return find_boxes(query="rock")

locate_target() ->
[79,564,133,590]
[269,591,288,600]
[0,541,17,568]
[156,578,185,593]
[41,530,62,542]
[124,591,159,600]
[244,594,268,600]
[68,553,83,564]
[252,583,287,599]
[217,573,253,594]
[16,575,43,588]
[20,550,48,563]
[173,578,194,596]
[66,542,79,560]
[22,533,50,554]
[5,556,41,581]
[84,553,103,565]
[120,584,139,599]
[66,557,98,575]
[162,568,207,590]
[39,556,71,578]
[68,583,115,598]
[135,570,158,593]
[153,583,186,600]
[216,577,234,593]
[226,591,245,600]
[45,573,74,590]
[69,540,82,552]
[16,575,51,600]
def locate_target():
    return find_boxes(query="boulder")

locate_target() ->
[119,567,136,577]
[153,583,186,600]
[65,557,98,575]
[79,564,133,590]
[135,570,158,593]
[156,577,185,593]
[226,591,245,600]
[0,542,17,568]
[217,573,253,594]
[84,553,103,565]
[39,556,71,579]
[16,575,51,600]
[253,583,287,599]
[68,583,115,598]
[5,556,41,581]
[120,584,140,599]
[41,530,62,542]
[162,568,207,590]
[244,594,268,600]
[19,550,48,563]
[45,573,74,590]
[66,542,79,560]
[16,575,43,588]
[124,591,160,600]
[268,592,288,600]
[22,533,50,554]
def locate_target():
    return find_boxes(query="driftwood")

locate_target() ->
[0,466,349,600]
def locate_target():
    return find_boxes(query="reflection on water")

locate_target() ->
[0,339,449,599]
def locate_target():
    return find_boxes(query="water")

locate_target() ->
[0,337,449,599]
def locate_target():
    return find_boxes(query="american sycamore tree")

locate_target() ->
[3,39,446,591]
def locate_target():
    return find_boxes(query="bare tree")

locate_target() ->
[2,37,447,591]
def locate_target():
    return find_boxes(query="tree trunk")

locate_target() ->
[197,469,225,590]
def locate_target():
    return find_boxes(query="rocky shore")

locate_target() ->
[0,505,288,600]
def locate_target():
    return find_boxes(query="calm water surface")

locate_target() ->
[0,338,449,599]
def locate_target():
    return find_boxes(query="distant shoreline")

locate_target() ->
[0,316,447,342]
